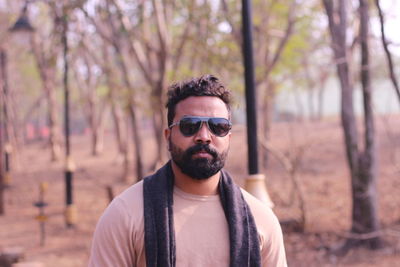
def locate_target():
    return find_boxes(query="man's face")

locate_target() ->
[165,96,231,180]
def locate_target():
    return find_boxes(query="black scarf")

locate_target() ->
[143,161,261,267]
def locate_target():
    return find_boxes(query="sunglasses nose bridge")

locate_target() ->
[194,119,212,140]
[202,119,210,130]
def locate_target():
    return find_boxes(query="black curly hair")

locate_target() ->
[166,74,232,126]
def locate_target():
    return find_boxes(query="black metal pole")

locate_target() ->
[62,12,75,227]
[0,49,6,215]
[242,0,259,175]
[4,149,9,173]
[63,18,70,159]
[2,50,11,187]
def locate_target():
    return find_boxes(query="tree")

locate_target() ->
[322,0,382,252]
[72,44,106,156]
[80,34,133,182]
[79,1,145,180]
[222,0,331,169]
[30,28,62,161]
[108,0,199,169]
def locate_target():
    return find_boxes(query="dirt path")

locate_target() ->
[1,117,400,266]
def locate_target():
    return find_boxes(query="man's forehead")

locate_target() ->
[174,96,229,118]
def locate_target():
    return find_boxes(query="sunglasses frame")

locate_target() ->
[169,116,232,137]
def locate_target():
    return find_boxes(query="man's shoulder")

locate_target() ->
[240,188,272,212]
[240,188,280,229]
[117,179,143,199]
[110,180,144,213]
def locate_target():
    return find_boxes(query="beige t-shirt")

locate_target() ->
[88,180,287,267]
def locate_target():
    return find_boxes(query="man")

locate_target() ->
[89,75,287,266]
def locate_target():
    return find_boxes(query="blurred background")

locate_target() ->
[0,0,399,266]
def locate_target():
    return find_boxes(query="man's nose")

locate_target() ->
[194,122,211,144]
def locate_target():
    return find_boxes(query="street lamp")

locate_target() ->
[241,0,274,208]
[3,3,77,227]
[4,2,35,186]
[60,11,77,228]
[0,49,11,189]
[0,3,35,215]
[9,3,35,34]
[17,1,77,227]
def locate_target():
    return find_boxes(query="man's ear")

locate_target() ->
[164,128,171,151]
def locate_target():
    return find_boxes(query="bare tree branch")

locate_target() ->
[374,0,400,104]
[258,134,320,231]
[264,1,297,78]
[78,6,114,45]
[220,0,242,44]
[108,0,154,87]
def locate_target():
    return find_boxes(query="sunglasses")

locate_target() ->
[169,116,232,137]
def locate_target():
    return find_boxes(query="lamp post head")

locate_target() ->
[8,5,35,46]
[9,7,35,33]
[9,16,34,34]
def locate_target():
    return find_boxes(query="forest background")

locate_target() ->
[0,0,400,266]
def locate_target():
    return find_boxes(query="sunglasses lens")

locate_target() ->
[175,117,231,137]
[179,117,202,136]
[208,118,231,137]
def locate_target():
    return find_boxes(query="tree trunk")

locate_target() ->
[350,0,382,248]
[151,112,163,169]
[150,0,170,167]
[45,78,61,161]
[110,94,126,155]
[103,2,145,180]
[30,37,61,161]
[85,94,105,156]
[128,101,144,181]
[103,0,173,170]
[93,111,105,156]
[98,42,127,156]
[255,2,296,169]
[150,80,168,170]
[316,71,329,121]
[97,43,131,181]
[89,109,104,156]
[121,115,133,183]
[109,95,131,184]
[260,82,276,171]
[8,92,22,169]
[77,58,103,157]
[323,0,382,251]
[88,101,97,156]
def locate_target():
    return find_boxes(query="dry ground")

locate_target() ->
[1,115,400,266]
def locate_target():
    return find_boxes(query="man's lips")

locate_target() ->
[192,151,212,158]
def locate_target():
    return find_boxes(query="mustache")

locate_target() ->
[186,144,218,158]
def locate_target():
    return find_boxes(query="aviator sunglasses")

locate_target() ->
[169,116,232,137]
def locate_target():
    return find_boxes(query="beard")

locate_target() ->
[169,140,228,180]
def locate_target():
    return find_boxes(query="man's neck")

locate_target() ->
[171,161,220,195]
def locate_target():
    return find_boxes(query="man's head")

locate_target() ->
[166,75,231,126]
[165,75,232,180]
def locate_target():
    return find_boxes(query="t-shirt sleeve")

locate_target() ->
[88,198,135,267]
[260,209,287,267]
[241,189,288,267]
